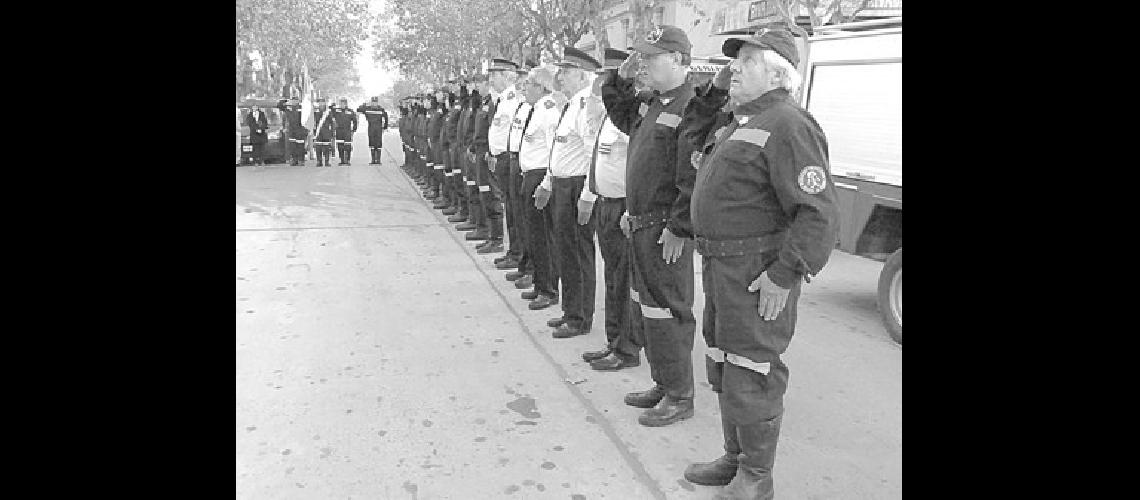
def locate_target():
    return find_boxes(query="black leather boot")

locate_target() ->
[638,395,694,427]
[685,407,741,486]
[624,385,665,409]
[714,414,782,500]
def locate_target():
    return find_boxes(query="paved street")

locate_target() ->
[236,129,902,499]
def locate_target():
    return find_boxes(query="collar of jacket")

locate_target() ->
[651,81,692,104]
[734,88,791,116]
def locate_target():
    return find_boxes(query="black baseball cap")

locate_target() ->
[722,29,799,67]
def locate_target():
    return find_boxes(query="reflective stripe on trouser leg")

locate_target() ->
[630,226,696,399]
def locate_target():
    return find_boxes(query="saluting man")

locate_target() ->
[332,97,358,165]
[601,25,700,428]
[679,30,840,499]
[357,96,388,165]
[533,47,606,339]
[277,96,308,166]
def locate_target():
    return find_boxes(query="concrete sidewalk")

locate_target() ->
[236,130,901,499]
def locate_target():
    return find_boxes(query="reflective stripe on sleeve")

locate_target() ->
[640,303,672,319]
[478,185,491,192]
[630,289,640,303]
[466,180,476,186]
[434,165,445,170]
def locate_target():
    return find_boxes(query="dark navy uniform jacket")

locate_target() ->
[442,101,462,157]
[427,105,446,152]
[276,99,305,138]
[312,108,336,141]
[684,85,840,288]
[469,94,496,157]
[331,106,358,135]
[601,74,697,238]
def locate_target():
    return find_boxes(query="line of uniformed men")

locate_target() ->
[273,96,390,167]
[395,24,840,500]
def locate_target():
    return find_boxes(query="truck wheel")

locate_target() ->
[877,248,902,344]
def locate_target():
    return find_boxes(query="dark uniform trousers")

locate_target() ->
[550,176,596,328]
[463,151,482,223]
[450,144,466,212]
[594,196,641,357]
[520,168,559,297]
[508,152,533,274]
[489,152,513,242]
[630,222,696,400]
[702,250,797,499]
[476,154,499,236]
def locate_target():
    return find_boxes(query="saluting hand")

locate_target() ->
[533,186,552,209]
[747,272,791,321]
[658,228,685,264]
[617,52,640,80]
[576,199,594,225]
[712,64,732,90]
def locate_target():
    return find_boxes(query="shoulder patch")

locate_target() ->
[656,112,681,128]
[729,128,770,147]
[545,100,555,109]
[798,166,828,194]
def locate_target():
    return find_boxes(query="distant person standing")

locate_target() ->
[357,97,389,165]
[311,97,336,167]
[277,97,307,166]
[332,97,358,165]
[245,104,269,166]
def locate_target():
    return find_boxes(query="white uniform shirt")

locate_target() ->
[580,115,629,202]
[517,94,561,172]
[507,101,533,153]
[488,85,522,156]
[540,83,605,191]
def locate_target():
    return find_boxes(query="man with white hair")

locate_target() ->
[516,65,563,310]
[533,47,605,339]
[679,29,840,499]
[601,25,699,428]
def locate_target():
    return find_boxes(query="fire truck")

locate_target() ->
[801,18,902,343]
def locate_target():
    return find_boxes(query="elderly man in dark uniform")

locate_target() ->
[678,30,840,499]
[468,73,501,249]
[357,96,388,165]
[601,25,699,427]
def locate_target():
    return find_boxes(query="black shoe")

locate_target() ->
[495,258,520,270]
[683,454,739,486]
[638,396,694,427]
[581,346,612,363]
[514,275,533,289]
[520,290,539,300]
[547,317,566,328]
[552,323,585,339]
[447,213,466,222]
[476,240,503,254]
[528,294,558,310]
[465,229,489,241]
[442,207,460,216]
[455,222,478,231]
[624,386,665,409]
[432,200,450,209]
[505,271,526,281]
[590,352,640,371]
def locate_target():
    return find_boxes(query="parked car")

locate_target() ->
[237,97,288,165]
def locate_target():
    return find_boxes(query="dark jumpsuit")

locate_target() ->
[601,73,698,401]
[332,106,358,164]
[276,99,307,165]
[684,84,840,496]
[469,93,499,238]
[312,107,336,166]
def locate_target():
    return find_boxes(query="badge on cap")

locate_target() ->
[797,166,828,194]
[690,151,704,170]
[737,116,750,126]
[661,97,674,106]
[646,26,664,43]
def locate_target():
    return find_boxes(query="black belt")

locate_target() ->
[694,235,784,257]
[596,195,625,203]
[627,209,670,233]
